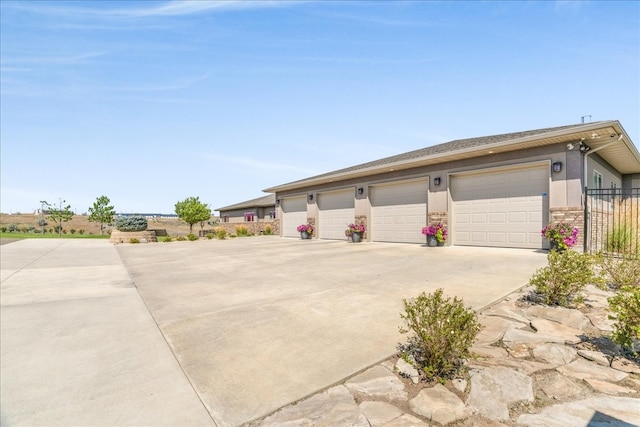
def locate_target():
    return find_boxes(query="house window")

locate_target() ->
[593,171,603,189]
[270,210,276,219]
[244,212,255,222]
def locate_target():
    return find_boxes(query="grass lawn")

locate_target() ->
[0,232,110,239]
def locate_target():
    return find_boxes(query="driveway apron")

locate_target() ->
[116,237,547,426]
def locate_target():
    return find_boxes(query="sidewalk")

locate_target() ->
[0,239,214,426]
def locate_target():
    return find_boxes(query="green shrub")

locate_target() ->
[399,288,481,382]
[62,229,68,234]
[608,286,640,357]
[114,216,148,232]
[1,226,6,233]
[599,254,640,289]
[529,250,604,307]
[8,224,17,232]
[206,233,214,240]
[78,229,84,235]
[187,233,198,241]
[263,224,273,235]
[163,235,173,242]
[235,225,250,236]
[607,225,639,255]
[28,225,35,233]
[33,228,42,233]
[176,236,187,241]
[69,229,76,235]
[215,228,227,240]
[129,238,140,244]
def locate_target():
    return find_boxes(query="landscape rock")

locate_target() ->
[557,358,628,382]
[395,358,419,384]
[504,342,529,358]
[528,318,583,344]
[475,315,521,346]
[517,396,640,427]
[359,401,404,426]
[259,385,365,427]
[452,378,468,394]
[585,378,637,395]
[612,357,640,374]
[409,384,469,425]
[381,414,429,427]
[502,327,564,345]
[577,349,612,366]
[345,365,408,401]
[532,343,577,366]
[471,345,509,359]
[466,367,533,421]
[481,303,529,325]
[534,370,590,401]
[524,305,591,330]
[585,311,615,332]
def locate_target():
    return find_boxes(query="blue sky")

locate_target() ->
[1,0,638,215]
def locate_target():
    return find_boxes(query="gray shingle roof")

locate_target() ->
[216,194,276,212]
[288,123,591,183]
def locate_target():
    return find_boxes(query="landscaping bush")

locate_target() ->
[69,229,76,235]
[607,225,639,255]
[235,225,250,236]
[8,224,17,232]
[78,229,84,235]
[206,233,214,240]
[599,254,640,289]
[264,224,273,235]
[129,238,140,244]
[114,216,148,232]
[176,236,187,241]
[1,226,6,233]
[529,250,604,307]
[215,228,227,240]
[187,233,198,241]
[398,288,481,382]
[608,286,640,357]
[163,235,173,242]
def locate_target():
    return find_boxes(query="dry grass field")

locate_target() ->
[0,213,197,237]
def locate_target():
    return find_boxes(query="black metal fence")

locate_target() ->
[584,187,639,256]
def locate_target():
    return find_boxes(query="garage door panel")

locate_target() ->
[282,196,308,238]
[318,190,354,240]
[371,180,427,244]
[452,166,547,249]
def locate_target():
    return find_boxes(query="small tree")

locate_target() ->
[43,199,74,238]
[175,196,211,234]
[88,195,116,235]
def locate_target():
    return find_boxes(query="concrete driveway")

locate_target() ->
[1,237,548,426]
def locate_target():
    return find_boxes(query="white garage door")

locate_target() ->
[282,196,308,238]
[318,190,355,240]
[371,180,428,244]
[451,166,547,249]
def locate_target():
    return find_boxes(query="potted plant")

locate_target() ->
[422,224,447,247]
[541,223,578,252]
[345,223,365,243]
[297,224,314,239]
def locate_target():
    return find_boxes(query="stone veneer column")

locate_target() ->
[550,207,584,248]
[355,215,367,239]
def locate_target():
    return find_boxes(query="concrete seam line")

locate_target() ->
[121,266,220,427]
[0,240,65,284]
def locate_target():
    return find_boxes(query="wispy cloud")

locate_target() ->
[108,73,211,93]
[7,0,303,20]
[2,52,107,66]
[216,155,318,176]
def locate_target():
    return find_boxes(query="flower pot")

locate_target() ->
[426,235,438,247]
[437,240,445,246]
[300,231,311,240]
[351,232,363,243]
[550,240,565,252]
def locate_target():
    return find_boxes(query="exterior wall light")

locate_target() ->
[552,162,562,173]
[357,187,364,195]
[433,177,441,186]
[308,194,314,202]
[276,198,280,206]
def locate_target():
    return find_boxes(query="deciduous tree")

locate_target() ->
[88,195,116,235]
[175,196,211,234]
[43,199,74,237]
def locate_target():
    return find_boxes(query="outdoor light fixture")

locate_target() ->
[308,194,314,202]
[433,177,441,186]
[552,162,562,173]
[357,187,364,195]
[579,142,591,153]
[276,198,280,206]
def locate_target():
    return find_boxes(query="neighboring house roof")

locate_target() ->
[264,120,640,192]
[217,194,276,212]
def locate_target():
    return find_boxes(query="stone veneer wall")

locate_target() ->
[428,212,448,228]
[550,207,584,249]
[201,220,278,236]
[110,230,158,243]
